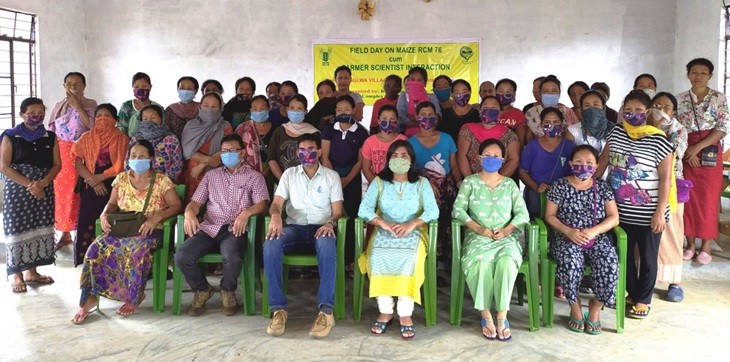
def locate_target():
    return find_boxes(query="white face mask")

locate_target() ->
[651,108,670,124]
[643,88,657,99]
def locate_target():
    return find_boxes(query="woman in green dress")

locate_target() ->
[358,140,439,340]
[452,138,529,341]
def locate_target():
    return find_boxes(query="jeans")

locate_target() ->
[174,226,245,292]
[263,224,336,311]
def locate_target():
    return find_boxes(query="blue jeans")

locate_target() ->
[263,224,336,311]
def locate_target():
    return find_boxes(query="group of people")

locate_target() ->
[2,57,726,340]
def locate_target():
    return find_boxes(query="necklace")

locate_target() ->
[395,181,406,199]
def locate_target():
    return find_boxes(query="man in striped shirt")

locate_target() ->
[175,134,269,317]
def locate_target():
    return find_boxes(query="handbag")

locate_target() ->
[690,92,720,167]
[107,172,156,237]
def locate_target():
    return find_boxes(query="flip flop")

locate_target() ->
[370,318,393,334]
[568,313,585,332]
[583,311,602,335]
[71,308,95,325]
[695,251,712,265]
[682,249,695,261]
[54,238,73,251]
[481,317,497,340]
[496,319,512,341]
[25,275,54,284]
[400,325,415,341]
[11,282,27,293]
[627,305,651,319]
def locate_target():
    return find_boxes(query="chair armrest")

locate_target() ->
[175,214,185,248]
[427,221,438,257]
[612,225,628,264]
[354,217,365,259]
[526,222,539,268]
[95,218,102,237]
[451,220,462,269]
[534,218,549,263]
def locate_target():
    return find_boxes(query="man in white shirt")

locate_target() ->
[263,133,344,339]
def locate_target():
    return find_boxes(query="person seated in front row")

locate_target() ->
[264,132,344,339]
[544,145,619,335]
[175,134,269,317]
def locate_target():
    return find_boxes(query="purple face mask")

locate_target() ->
[26,114,45,128]
[496,93,514,106]
[417,116,437,130]
[134,88,151,101]
[453,92,471,107]
[379,119,398,134]
[298,147,318,165]
[571,164,595,180]
[541,124,563,138]
[623,112,647,126]
[480,108,501,124]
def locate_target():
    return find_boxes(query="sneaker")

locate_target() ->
[309,311,335,339]
[666,284,684,302]
[267,309,288,336]
[187,287,215,317]
[221,290,238,316]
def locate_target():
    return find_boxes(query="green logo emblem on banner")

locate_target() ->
[459,46,474,63]
[319,47,333,66]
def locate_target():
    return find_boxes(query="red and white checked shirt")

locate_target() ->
[191,165,270,237]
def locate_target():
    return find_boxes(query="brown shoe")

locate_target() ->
[221,290,238,316]
[267,309,288,336]
[309,311,335,338]
[187,287,215,317]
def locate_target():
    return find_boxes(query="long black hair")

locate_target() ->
[377,140,419,183]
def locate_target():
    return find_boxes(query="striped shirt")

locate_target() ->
[606,126,673,226]
[191,165,270,237]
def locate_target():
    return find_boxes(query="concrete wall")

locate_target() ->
[674,0,725,93]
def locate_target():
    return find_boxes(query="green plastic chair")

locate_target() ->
[171,214,258,316]
[352,218,438,327]
[93,184,185,314]
[536,193,627,333]
[260,216,348,320]
[449,220,540,331]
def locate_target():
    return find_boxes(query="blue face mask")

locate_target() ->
[128,159,151,174]
[221,152,241,168]
[251,111,269,123]
[178,89,196,103]
[288,110,306,124]
[541,93,560,108]
[481,156,503,173]
[434,89,451,102]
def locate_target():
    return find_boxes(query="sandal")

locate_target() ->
[481,317,497,340]
[682,249,695,261]
[496,319,512,341]
[627,305,651,319]
[370,318,393,334]
[695,251,712,265]
[71,309,93,325]
[400,325,415,341]
[11,282,27,293]
[583,311,602,335]
[25,274,54,284]
[568,313,584,332]
[54,238,73,251]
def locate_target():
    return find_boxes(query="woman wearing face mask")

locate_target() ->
[180,92,232,203]
[433,75,454,111]
[524,75,578,143]
[633,73,657,99]
[223,77,256,130]
[266,82,282,109]
[397,67,442,137]
[452,139,529,341]
[370,75,402,134]
[409,101,461,265]
[48,72,97,250]
[648,92,688,302]
[597,90,674,319]
[358,140,438,340]
[519,107,576,217]
[457,96,520,178]
[128,104,183,182]
[436,79,480,144]
[334,66,365,122]
[567,81,589,122]
[566,90,614,154]
[164,76,200,140]
[268,94,320,180]
[71,104,131,266]
[676,58,729,265]
[495,78,528,147]
[117,72,161,137]
[268,80,299,128]
[71,140,182,324]
[362,105,407,183]
[234,95,274,176]
[1,97,61,293]
[544,145,619,335]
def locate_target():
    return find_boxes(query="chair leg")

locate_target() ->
[516,274,525,306]
[353,266,364,322]
[261,268,270,318]
[546,263,557,328]
[244,254,256,316]
[616,263,626,333]
[524,269,540,332]
[171,262,184,316]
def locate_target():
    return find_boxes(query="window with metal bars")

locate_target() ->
[0,8,37,131]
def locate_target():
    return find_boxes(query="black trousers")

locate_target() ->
[621,223,662,305]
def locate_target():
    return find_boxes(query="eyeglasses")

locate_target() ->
[221,149,241,154]
[652,104,673,112]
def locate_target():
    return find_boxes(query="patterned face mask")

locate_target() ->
[298,147,318,165]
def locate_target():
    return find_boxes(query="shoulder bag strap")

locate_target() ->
[141,171,156,214]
